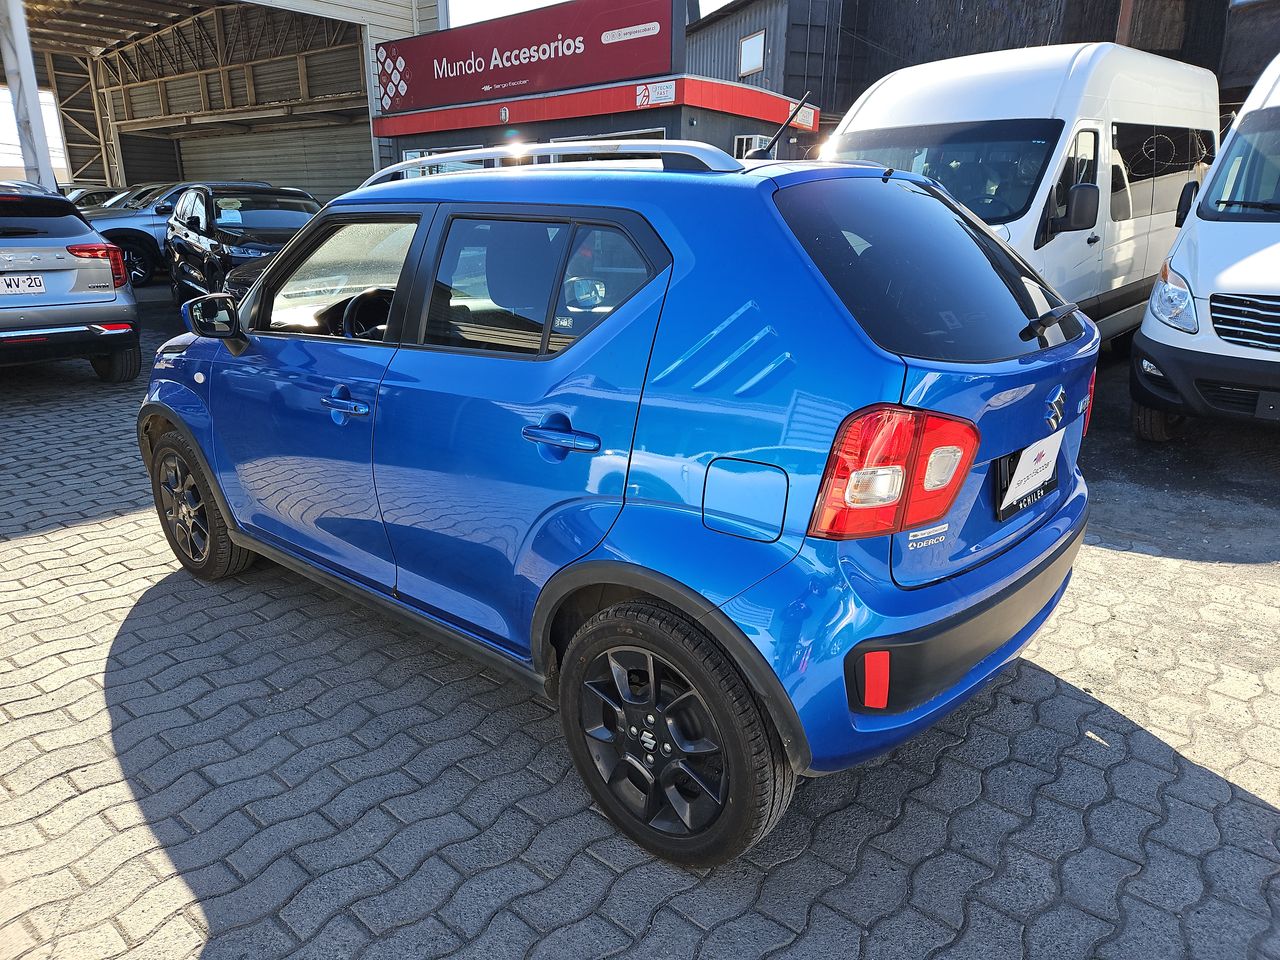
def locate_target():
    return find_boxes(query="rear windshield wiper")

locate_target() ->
[1214,199,1280,211]
[1019,302,1078,342]
[0,227,43,237]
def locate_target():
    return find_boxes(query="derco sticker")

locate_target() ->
[907,523,949,550]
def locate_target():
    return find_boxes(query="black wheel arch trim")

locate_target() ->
[102,228,161,260]
[531,560,813,775]
[138,402,233,518]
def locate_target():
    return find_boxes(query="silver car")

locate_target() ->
[0,188,141,382]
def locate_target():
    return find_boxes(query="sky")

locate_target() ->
[0,88,68,182]
[449,0,733,26]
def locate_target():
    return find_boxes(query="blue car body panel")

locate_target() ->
[140,160,1098,775]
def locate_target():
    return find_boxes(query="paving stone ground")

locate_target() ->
[2,293,1278,959]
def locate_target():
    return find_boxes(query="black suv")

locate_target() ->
[167,185,319,300]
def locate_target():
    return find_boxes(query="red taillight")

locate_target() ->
[809,404,980,540]
[862,651,890,709]
[1083,366,1097,436]
[67,243,128,288]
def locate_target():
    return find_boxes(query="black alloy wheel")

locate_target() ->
[157,451,210,564]
[580,646,727,836]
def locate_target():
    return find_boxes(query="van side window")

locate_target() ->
[424,218,571,356]
[546,225,652,354]
[1111,123,1156,221]
[1051,130,1098,221]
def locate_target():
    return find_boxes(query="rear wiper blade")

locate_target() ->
[1019,302,1078,342]
[1214,199,1280,211]
[0,228,42,237]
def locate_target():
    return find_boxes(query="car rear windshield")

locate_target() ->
[776,176,1085,363]
[212,193,320,230]
[0,195,89,238]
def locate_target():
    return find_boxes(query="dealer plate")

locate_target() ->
[995,430,1063,521]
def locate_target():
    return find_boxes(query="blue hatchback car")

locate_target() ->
[139,141,1098,866]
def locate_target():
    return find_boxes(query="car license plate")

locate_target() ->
[0,274,45,295]
[995,430,1063,521]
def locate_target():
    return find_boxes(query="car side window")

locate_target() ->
[258,219,418,342]
[190,194,207,231]
[423,218,571,355]
[1050,129,1098,221]
[547,224,652,353]
[173,191,194,222]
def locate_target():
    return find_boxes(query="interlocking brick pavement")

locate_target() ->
[2,296,1278,959]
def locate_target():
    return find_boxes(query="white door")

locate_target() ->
[1039,124,1103,307]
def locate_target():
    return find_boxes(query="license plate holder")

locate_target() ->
[995,431,1063,521]
[0,274,46,295]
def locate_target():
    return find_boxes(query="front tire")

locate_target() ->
[149,431,255,580]
[90,345,141,383]
[1131,400,1186,442]
[559,600,795,867]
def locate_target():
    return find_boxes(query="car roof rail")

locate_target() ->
[361,139,744,188]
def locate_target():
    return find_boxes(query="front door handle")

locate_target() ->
[320,396,370,416]
[1086,233,1101,245]
[521,424,600,452]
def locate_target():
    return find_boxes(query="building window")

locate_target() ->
[734,134,770,159]
[739,30,765,77]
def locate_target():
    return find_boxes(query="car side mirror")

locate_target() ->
[563,276,605,310]
[1061,182,1099,232]
[185,215,202,231]
[183,294,248,354]
[155,203,173,215]
[1176,180,1200,228]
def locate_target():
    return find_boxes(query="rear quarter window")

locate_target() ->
[0,196,89,238]
[776,176,1084,362]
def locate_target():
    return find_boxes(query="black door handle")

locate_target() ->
[1086,234,1101,245]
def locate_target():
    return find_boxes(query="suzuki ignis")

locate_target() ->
[139,141,1097,866]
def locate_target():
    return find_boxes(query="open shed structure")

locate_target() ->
[7,0,439,200]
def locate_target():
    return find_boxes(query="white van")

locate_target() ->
[824,43,1219,341]
[1130,52,1280,440]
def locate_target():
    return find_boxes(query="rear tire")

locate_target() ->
[116,238,155,286]
[1131,400,1186,442]
[91,345,141,383]
[149,430,255,580]
[558,600,795,867]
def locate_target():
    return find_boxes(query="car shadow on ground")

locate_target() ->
[102,565,1280,960]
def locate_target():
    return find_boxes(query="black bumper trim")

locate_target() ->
[1131,330,1280,420]
[0,326,138,367]
[846,514,1087,714]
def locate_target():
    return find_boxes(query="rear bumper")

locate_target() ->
[719,477,1089,773]
[1131,329,1280,421]
[0,305,139,367]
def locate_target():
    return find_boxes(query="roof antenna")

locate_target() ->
[744,91,812,160]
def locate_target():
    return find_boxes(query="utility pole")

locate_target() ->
[0,0,58,189]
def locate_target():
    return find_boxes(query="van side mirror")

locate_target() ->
[1062,182,1100,232]
[183,294,248,354]
[1176,181,1200,228]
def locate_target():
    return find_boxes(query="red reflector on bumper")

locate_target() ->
[863,650,890,709]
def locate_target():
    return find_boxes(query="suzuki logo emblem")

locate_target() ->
[1045,386,1066,432]
[639,730,657,752]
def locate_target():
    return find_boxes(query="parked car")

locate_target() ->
[63,185,119,208]
[91,182,171,212]
[84,180,271,286]
[1130,52,1280,440]
[138,141,1098,866]
[0,189,140,381]
[0,179,54,195]
[826,42,1219,343]
[167,185,318,300]
[221,253,273,304]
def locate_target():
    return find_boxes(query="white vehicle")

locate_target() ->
[825,43,1219,341]
[1130,52,1280,440]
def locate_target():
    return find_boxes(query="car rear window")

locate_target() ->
[0,195,89,238]
[776,176,1085,362]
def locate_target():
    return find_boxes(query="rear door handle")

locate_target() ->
[521,424,600,452]
[1086,233,1101,245]
[320,397,370,416]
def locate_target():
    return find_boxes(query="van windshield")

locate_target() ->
[777,176,1084,362]
[1199,107,1280,222]
[825,119,1065,225]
